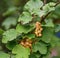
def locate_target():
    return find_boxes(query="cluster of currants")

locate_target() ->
[35,22,43,37]
[20,39,32,49]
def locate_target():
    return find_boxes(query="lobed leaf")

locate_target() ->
[32,42,47,54]
[2,17,17,30]
[16,24,35,34]
[24,0,43,14]
[2,29,18,43]
[18,12,32,24]
[12,44,30,58]
[40,28,54,43]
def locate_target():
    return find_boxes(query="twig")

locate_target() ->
[40,12,51,22]
[54,2,60,6]
[43,0,47,5]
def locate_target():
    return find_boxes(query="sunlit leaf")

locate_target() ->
[12,44,30,58]
[2,29,18,43]
[18,12,32,24]
[16,24,35,34]
[24,0,43,14]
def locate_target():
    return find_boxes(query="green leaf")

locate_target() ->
[2,17,17,30]
[55,24,60,32]
[0,51,10,58]
[23,34,35,39]
[2,29,18,43]
[43,52,51,58]
[34,10,45,17]
[43,2,56,13]
[16,24,35,34]
[40,28,54,43]
[29,53,41,58]
[11,55,15,58]
[48,4,60,19]
[35,53,41,58]
[44,19,54,27]
[29,54,37,58]
[3,7,18,16]
[0,29,4,35]
[6,41,17,50]
[40,27,60,47]
[24,0,43,14]
[32,42,47,54]
[50,35,60,47]
[18,12,32,24]
[12,44,30,58]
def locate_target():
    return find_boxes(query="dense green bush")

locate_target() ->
[0,0,60,58]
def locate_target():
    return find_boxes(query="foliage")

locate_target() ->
[12,44,30,58]
[0,0,60,58]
